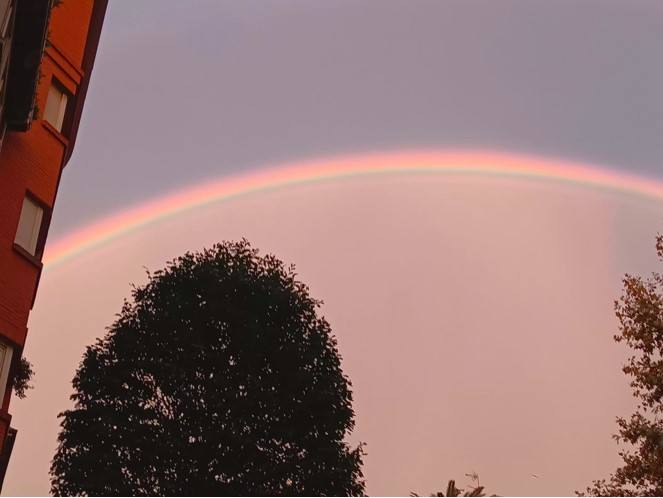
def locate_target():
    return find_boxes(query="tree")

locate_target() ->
[50,240,364,496]
[412,474,488,497]
[11,356,34,399]
[581,235,663,496]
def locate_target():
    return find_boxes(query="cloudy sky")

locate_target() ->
[4,1,663,495]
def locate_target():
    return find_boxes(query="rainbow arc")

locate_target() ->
[44,150,663,269]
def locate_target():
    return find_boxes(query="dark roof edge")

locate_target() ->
[63,0,108,165]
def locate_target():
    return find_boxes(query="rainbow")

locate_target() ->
[43,150,663,269]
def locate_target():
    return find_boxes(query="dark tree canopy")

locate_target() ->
[50,240,364,496]
[581,235,663,496]
[11,356,34,399]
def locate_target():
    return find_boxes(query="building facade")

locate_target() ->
[0,0,107,486]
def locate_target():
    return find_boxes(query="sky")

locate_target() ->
[4,0,663,495]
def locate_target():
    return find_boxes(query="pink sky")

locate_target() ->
[3,173,661,495]
[8,1,663,494]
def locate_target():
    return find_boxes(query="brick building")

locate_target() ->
[0,0,107,486]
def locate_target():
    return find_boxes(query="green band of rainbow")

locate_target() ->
[43,150,663,269]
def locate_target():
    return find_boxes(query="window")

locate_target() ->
[43,79,69,132]
[0,342,13,403]
[14,195,44,257]
[0,2,12,38]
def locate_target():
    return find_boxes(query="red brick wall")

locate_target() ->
[0,0,97,415]
[49,0,94,70]
[0,119,65,345]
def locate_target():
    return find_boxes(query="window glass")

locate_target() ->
[43,81,68,132]
[1,9,11,39]
[0,0,11,37]
[14,195,44,256]
[0,342,13,403]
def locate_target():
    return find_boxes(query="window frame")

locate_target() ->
[43,77,71,134]
[13,191,50,264]
[0,341,12,406]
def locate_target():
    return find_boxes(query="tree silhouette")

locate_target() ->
[580,235,663,496]
[411,474,488,497]
[50,240,364,496]
[11,356,34,399]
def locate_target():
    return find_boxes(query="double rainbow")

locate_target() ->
[44,150,663,269]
